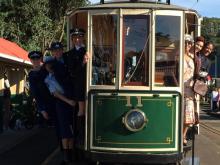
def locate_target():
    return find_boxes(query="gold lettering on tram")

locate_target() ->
[136,96,143,107]
[167,100,172,107]
[125,96,132,107]
[125,96,143,107]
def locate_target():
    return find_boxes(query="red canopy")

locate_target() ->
[0,38,30,65]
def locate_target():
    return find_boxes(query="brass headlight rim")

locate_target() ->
[123,109,148,132]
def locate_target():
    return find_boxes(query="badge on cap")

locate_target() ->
[47,42,64,50]
[28,51,42,59]
[70,28,85,37]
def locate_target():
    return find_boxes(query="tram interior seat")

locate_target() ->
[155,64,178,87]
[154,38,179,86]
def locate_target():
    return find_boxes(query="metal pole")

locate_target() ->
[192,125,197,165]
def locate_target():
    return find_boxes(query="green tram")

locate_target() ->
[66,0,201,164]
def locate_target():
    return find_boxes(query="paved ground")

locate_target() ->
[191,110,220,165]
[0,128,38,155]
[0,127,58,165]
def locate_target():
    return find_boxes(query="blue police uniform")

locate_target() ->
[64,45,86,101]
[28,67,55,114]
[45,73,73,138]
[52,58,74,100]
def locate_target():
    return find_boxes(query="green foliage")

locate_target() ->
[0,0,89,52]
[202,17,220,51]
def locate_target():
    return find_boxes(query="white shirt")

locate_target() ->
[212,91,219,101]
[44,73,64,94]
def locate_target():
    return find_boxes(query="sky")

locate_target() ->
[89,0,220,18]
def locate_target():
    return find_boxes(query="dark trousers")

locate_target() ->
[212,101,217,111]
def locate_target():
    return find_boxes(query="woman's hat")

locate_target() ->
[46,42,64,50]
[70,28,85,37]
[185,34,194,43]
[28,51,43,59]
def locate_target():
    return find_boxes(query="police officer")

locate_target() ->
[28,51,55,123]
[46,42,74,99]
[44,56,75,165]
[65,27,89,144]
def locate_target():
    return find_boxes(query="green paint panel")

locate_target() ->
[91,92,179,150]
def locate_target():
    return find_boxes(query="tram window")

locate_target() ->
[92,15,117,85]
[122,15,149,86]
[185,13,197,37]
[155,15,180,87]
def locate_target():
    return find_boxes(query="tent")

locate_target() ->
[0,38,31,65]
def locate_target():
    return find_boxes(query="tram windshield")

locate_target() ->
[122,15,149,86]
[87,11,183,88]
[154,15,180,87]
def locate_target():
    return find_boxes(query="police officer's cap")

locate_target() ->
[47,42,64,50]
[28,51,43,59]
[43,56,55,64]
[70,28,85,37]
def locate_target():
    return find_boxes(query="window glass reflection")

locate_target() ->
[155,15,180,87]
[92,15,117,85]
[122,15,149,86]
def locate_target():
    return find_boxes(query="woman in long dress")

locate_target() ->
[183,34,195,145]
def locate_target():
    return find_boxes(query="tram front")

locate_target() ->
[67,0,201,164]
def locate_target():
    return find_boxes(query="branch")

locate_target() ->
[59,16,66,42]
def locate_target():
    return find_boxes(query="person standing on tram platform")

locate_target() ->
[188,36,205,126]
[28,51,55,124]
[46,42,74,100]
[183,34,195,145]
[44,56,75,165]
[65,27,89,144]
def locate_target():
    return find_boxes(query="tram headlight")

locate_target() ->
[122,109,148,132]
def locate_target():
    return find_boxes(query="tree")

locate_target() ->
[0,0,89,51]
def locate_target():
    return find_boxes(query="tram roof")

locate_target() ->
[68,1,198,15]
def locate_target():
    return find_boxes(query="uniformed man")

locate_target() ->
[28,51,55,122]
[65,28,89,141]
[44,55,75,165]
[46,42,74,99]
